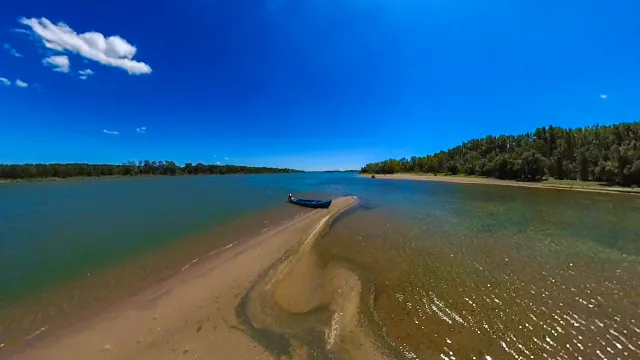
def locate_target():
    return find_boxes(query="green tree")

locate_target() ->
[360,121,640,186]
[0,161,301,180]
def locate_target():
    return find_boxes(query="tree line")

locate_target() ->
[0,160,301,180]
[361,122,640,186]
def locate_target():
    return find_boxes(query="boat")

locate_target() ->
[289,198,332,208]
[288,194,332,209]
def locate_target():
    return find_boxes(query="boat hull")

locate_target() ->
[289,198,332,209]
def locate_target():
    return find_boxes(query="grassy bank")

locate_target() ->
[362,173,640,195]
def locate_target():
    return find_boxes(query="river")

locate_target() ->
[1,173,639,358]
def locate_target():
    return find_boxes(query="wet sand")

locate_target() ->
[6,196,371,360]
[237,198,392,360]
[364,173,640,195]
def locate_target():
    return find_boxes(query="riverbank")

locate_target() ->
[0,173,299,184]
[0,176,125,184]
[6,196,364,360]
[362,173,640,195]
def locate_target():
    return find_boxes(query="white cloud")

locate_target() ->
[102,129,119,135]
[0,77,9,86]
[216,161,221,165]
[224,157,229,160]
[78,68,94,79]
[4,43,23,57]
[600,94,608,99]
[15,79,28,87]
[19,17,152,75]
[43,55,70,73]
[136,126,147,134]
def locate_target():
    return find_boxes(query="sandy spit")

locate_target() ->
[239,196,391,360]
[6,197,364,360]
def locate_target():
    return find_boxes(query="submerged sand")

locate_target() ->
[6,196,385,360]
[364,173,640,195]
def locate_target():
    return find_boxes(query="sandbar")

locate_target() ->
[6,196,374,360]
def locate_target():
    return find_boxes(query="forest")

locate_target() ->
[0,160,301,180]
[361,122,640,186]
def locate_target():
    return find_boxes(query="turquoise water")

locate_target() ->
[0,173,356,345]
[0,174,354,303]
[2,173,640,358]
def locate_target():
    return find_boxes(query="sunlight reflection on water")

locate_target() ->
[315,181,640,359]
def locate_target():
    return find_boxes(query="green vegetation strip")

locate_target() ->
[361,122,640,187]
[0,161,302,180]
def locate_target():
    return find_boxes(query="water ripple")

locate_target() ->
[313,184,640,359]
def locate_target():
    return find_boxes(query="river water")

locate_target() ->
[1,173,639,358]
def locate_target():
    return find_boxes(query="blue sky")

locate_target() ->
[1,0,639,171]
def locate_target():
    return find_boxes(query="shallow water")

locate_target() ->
[1,173,639,358]
[315,180,640,359]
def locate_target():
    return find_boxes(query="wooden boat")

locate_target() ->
[288,197,332,209]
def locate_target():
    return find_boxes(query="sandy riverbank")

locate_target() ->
[5,196,381,360]
[363,173,640,195]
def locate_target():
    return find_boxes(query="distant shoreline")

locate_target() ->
[0,173,298,185]
[0,162,302,184]
[0,176,127,184]
[361,173,640,195]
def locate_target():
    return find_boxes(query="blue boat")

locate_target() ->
[288,194,332,209]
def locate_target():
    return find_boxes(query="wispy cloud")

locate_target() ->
[216,161,221,165]
[19,17,152,75]
[0,77,9,86]
[102,129,119,135]
[224,157,229,160]
[135,126,147,134]
[43,55,70,73]
[600,94,608,100]
[12,28,31,35]
[15,79,28,88]
[4,43,23,57]
[78,68,94,79]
